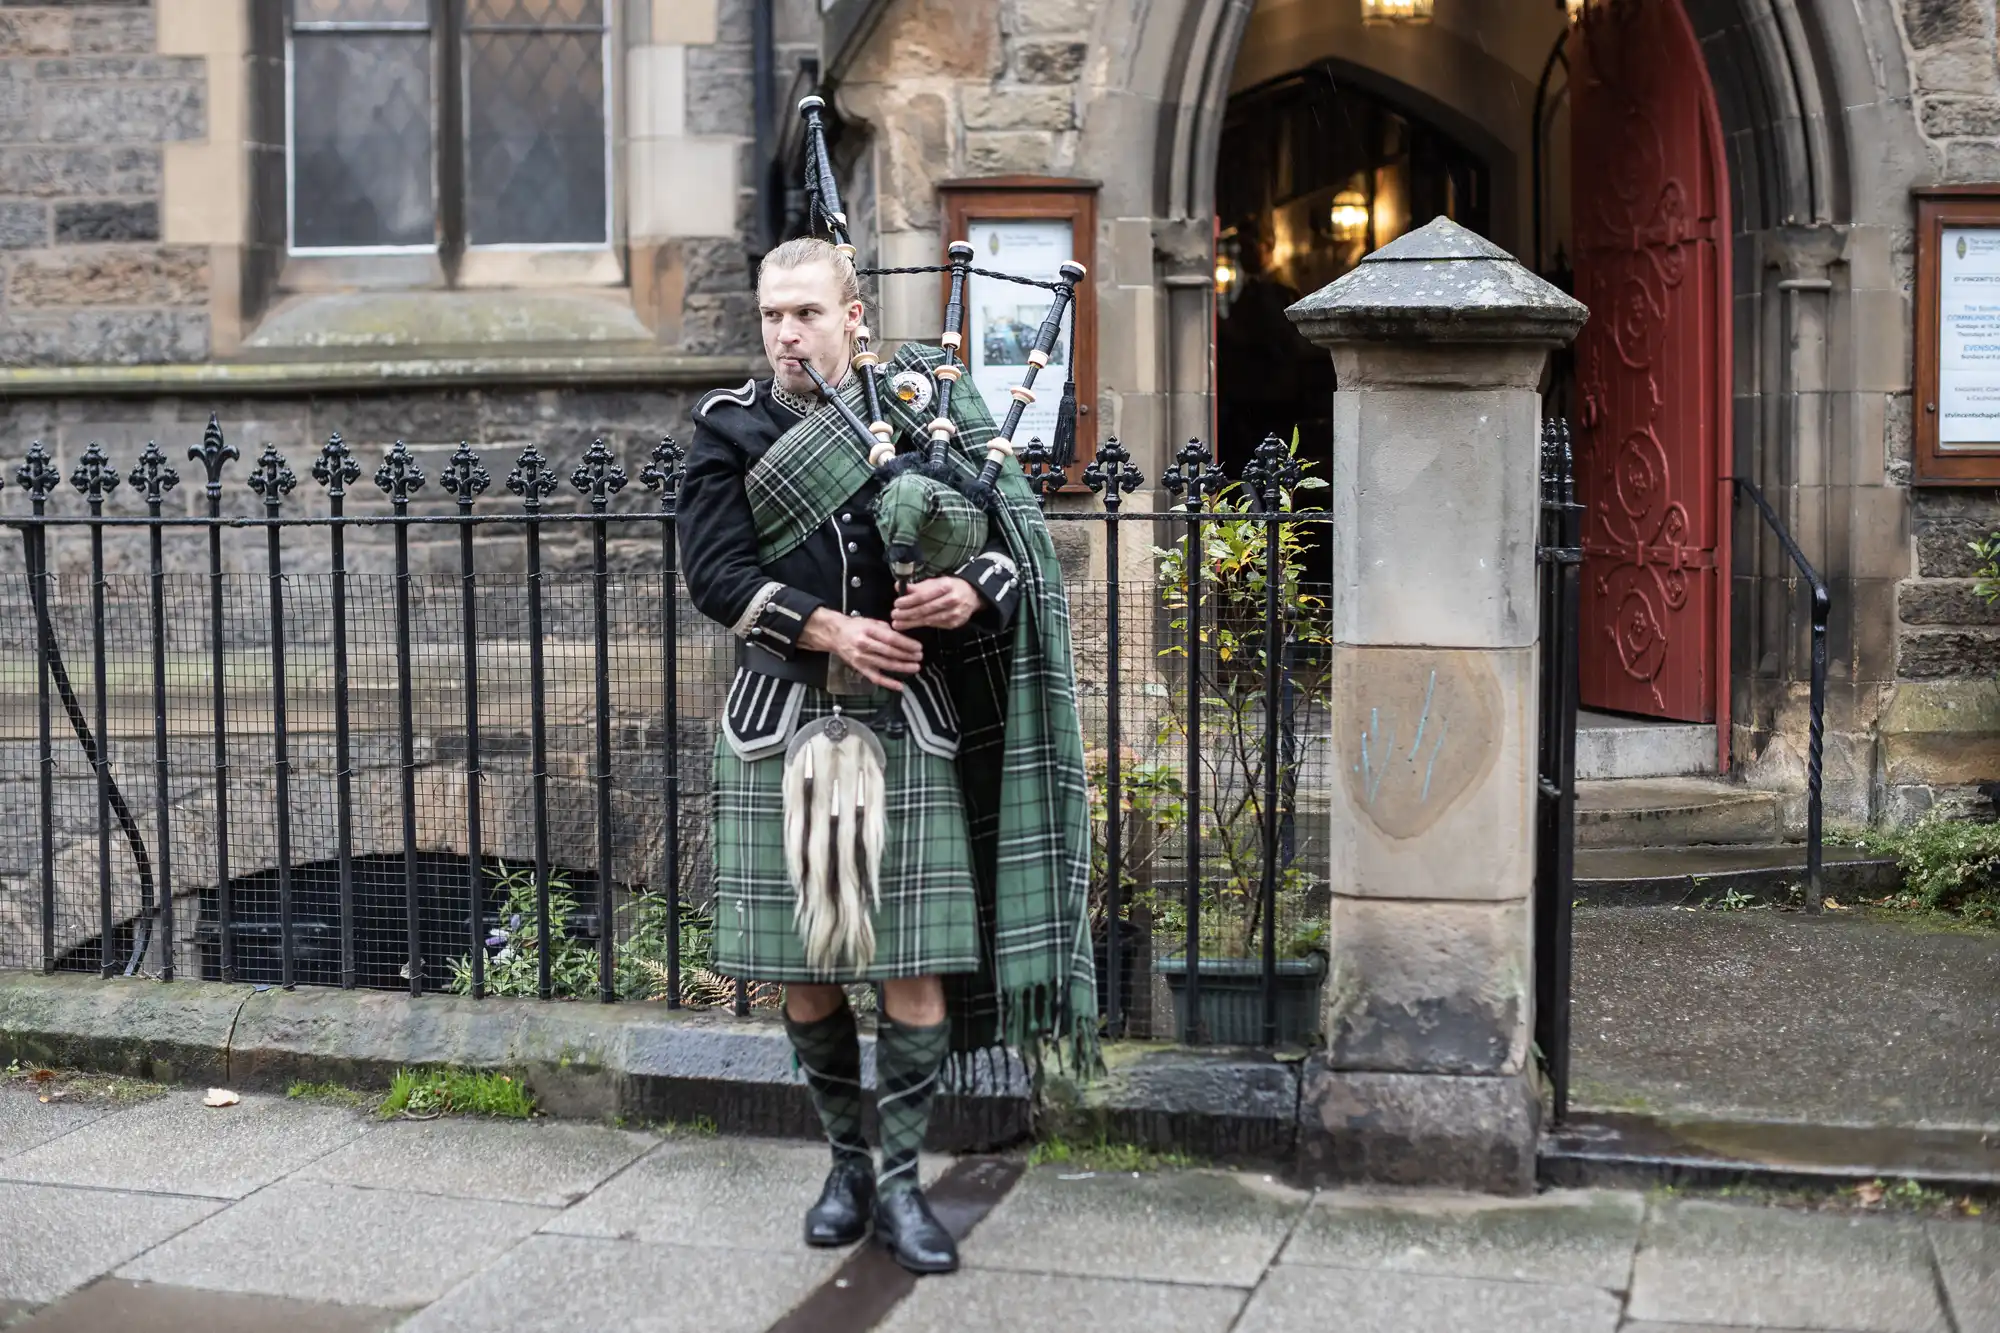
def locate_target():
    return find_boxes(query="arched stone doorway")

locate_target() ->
[1183,0,1849,773]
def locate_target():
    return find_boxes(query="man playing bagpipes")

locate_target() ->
[679,146,1097,1269]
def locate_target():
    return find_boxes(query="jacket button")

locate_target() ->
[841,512,853,523]
[849,576,862,588]
[846,541,858,553]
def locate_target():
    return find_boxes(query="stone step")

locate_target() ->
[1572,844,1900,906]
[1540,1113,2000,1196]
[1573,777,1784,848]
[1574,709,1718,780]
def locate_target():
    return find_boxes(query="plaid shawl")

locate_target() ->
[742,344,1098,1078]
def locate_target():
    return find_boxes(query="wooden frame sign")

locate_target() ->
[938,177,1099,483]
[1915,186,2000,484]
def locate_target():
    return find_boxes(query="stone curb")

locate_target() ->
[0,974,1297,1164]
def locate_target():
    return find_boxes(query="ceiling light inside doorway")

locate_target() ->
[1330,190,1369,242]
[1360,0,1432,25]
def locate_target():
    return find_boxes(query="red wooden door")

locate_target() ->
[1570,0,1729,726]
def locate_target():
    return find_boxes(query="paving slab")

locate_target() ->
[401,1234,833,1332]
[295,1116,655,1207]
[0,1090,370,1198]
[0,1183,221,1304]
[117,1179,552,1309]
[1234,1264,1622,1333]
[1929,1219,2000,1333]
[10,1279,402,1333]
[957,1166,1307,1287]
[877,1269,1247,1333]
[1281,1188,1645,1289]
[0,1088,112,1163]
[1570,908,2000,1126]
[1626,1199,1948,1332]
[542,1136,941,1254]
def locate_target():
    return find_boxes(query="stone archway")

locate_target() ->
[1134,0,1911,813]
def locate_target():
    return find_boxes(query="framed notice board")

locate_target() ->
[1915,186,2000,484]
[938,177,1099,484]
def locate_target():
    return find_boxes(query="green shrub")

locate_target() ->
[1851,813,2000,924]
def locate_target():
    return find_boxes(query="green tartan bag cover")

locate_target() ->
[874,469,990,581]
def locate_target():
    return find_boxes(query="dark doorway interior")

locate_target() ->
[1216,67,1494,551]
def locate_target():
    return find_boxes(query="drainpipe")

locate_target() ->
[752,0,776,257]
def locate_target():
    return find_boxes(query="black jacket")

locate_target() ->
[680,377,1022,688]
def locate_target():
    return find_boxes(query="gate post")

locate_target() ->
[1285,218,1586,1194]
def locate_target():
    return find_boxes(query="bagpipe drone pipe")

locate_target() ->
[795,95,1084,588]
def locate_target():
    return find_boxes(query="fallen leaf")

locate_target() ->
[203,1088,240,1108]
[1824,898,1847,911]
[28,1068,55,1084]
[1854,1181,1884,1206]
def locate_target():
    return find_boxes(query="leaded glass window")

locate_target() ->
[287,0,611,258]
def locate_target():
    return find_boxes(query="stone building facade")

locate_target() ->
[0,0,1992,833]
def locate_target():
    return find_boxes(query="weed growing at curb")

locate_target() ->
[1029,1134,1202,1173]
[286,1080,374,1111]
[378,1068,536,1121]
[1650,1178,1988,1221]
[5,1059,167,1105]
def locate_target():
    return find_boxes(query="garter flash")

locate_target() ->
[781,710,887,973]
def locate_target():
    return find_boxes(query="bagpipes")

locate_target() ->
[779,96,1087,974]
[796,94,1085,584]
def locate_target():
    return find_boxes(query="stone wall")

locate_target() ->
[1890,0,2000,688]
[0,3,208,366]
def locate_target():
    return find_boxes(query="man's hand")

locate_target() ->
[798,609,924,691]
[890,577,982,632]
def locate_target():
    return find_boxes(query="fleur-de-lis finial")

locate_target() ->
[1020,437,1061,507]
[128,440,180,509]
[375,439,425,505]
[312,432,360,500]
[1082,436,1143,513]
[69,442,120,508]
[440,442,490,507]
[506,447,558,509]
[248,445,297,510]
[1241,432,1300,511]
[639,436,684,509]
[188,413,238,495]
[570,438,627,510]
[16,441,59,507]
[1162,437,1224,511]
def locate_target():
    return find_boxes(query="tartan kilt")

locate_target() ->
[710,686,981,983]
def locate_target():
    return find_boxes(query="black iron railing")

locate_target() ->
[1532,418,1583,1124]
[1733,476,1831,911]
[0,420,1333,1051]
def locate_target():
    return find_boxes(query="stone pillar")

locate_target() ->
[1284,217,1586,1194]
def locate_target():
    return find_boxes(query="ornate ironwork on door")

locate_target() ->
[1569,0,1729,725]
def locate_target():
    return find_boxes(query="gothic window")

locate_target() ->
[287,0,612,261]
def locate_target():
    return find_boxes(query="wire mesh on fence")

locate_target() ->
[0,426,1337,1049]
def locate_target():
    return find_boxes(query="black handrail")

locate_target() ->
[1733,477,1830,912]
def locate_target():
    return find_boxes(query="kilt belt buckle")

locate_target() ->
[824,654,873,699]
[781,706,888,974]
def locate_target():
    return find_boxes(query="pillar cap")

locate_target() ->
[1285,217,1588,348]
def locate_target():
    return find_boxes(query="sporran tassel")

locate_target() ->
[782,714,886,974]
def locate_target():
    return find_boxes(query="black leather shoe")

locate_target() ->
[805,1156,877,1247]
[873,1186,959,1274]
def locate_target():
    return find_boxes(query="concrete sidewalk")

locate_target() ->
[1,1083,1994,1333]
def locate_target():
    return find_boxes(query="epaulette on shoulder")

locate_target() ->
[695,379,758,420]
